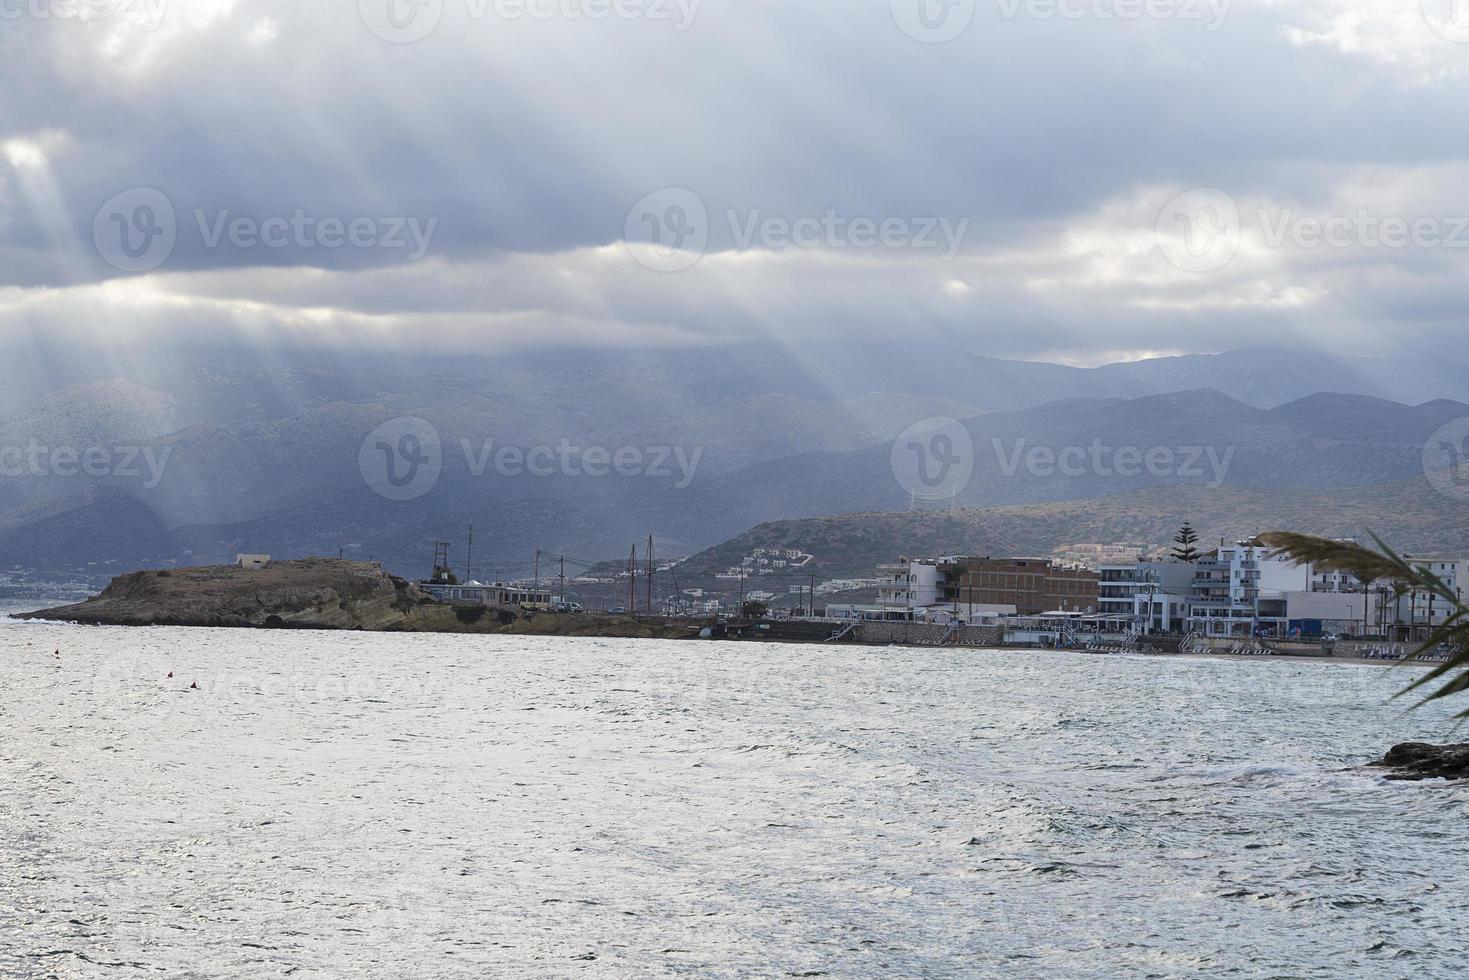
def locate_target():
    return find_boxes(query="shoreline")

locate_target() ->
[6,608,1436,668]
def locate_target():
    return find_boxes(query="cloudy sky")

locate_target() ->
[3,0,1469,371]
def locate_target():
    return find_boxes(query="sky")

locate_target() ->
[3,0,1469,370]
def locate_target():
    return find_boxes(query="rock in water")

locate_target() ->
[1371,742,1469,781]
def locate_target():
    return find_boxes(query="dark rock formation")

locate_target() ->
[1370,742,1469,781]
[18,559,459,631]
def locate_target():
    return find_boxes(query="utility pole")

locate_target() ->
[466,523,474,583]
[646,534,654,614]
[809,571,815,617]
[1362,575,1372,638]
[739,567,745,611]
[559,555,565,607]
[628,545,636,614]
[534,549,540,591]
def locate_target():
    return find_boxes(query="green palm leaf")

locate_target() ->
[1259,531,1469,719]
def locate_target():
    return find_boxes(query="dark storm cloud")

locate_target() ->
[2,0,1469,361]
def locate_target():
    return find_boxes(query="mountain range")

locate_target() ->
[4,343,1469,581]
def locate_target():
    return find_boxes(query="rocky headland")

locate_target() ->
[18,559,460,631]
[18,559,704,638]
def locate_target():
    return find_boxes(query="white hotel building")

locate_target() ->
[1100,539,1408,639]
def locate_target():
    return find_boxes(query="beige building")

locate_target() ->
[940,557,1098,616]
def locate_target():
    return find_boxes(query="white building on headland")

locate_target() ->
[236,554,270,570]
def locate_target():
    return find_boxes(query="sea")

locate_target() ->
[3,607,1468,978]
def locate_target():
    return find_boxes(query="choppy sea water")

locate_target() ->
[3,611,1468,978]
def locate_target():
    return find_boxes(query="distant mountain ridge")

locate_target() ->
[5,343,1469,578]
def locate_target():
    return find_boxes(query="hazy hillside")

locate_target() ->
[678,477,1469,583]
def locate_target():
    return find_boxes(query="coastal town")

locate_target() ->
[197,522,1454,658]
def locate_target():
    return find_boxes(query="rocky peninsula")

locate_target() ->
[18,559,702,638]
[19,559,461,631]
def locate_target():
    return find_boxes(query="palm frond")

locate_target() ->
[1261,530,1469,718]
[1256,531,1410,584]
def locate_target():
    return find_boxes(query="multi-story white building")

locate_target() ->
[1184,541,1313,637]
[1385,556,1466,636]
[1098,560,1195,633]
[876,557,944,611]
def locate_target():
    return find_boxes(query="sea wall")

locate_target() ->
[851,622,1003,647]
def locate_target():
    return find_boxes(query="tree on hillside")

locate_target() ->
[1261,531,1469,716]
[1171,522,1201,562]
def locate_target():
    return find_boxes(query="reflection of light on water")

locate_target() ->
[2,629,1467,975]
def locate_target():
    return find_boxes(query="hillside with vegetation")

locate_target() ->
[677,477,1469,581]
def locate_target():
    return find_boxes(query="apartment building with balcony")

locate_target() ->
[1382,556,1467,638]
[1185,541,1313,637]
[876,557,944,611]
[1098,560,1195,633]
